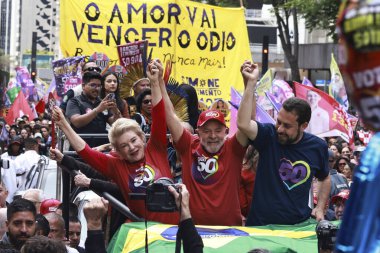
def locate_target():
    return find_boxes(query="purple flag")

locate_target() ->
[256,103,276,124]
[228,87,242,136]
[265,91,282,112]
[229,87,275,137]
[47,78,56,94]
[15,66,31,87]
[0,123,8,142]
[302,77,313,87]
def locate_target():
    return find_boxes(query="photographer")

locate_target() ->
[168,184,203,253]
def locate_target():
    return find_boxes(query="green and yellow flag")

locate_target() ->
[108,220,321,253]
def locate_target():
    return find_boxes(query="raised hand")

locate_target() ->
[83,197,109,230]
[240,60,259,86]
[155,59,164,79]
[146,59,160,84]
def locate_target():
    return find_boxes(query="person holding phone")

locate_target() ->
[100,72,129,118]
[65,71,121,148]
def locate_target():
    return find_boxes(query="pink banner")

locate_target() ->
[294,82,353,142]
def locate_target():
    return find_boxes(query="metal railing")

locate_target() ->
[57,130,144,238]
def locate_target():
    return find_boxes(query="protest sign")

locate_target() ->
[60,0,251,106]
[117,40,148,98]
[89,52,110,74]
[52,56,85,97]
[294,82,352,142]
[329,53,349,111]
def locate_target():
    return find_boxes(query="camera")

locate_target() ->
[129,177,179,212]
[316,220,339,252]
[146,177,179,212]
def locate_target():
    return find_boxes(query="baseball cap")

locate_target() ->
[40,199,61,215]
[17,118,25,123]
[34,133,43,139]
[330,190,350,205]
[197,109,226,128]
[9,136,21,145]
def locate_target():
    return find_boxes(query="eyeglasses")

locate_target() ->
[84,67,101,73]
[86,82,101,89]
[339,163,347,167]
[143,99,152,105]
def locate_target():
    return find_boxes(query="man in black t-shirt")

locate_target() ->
[65,71,121,147]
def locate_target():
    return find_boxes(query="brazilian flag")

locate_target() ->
[108,219,326,253]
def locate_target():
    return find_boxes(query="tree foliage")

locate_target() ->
[191,0,244,7]
[290,0,340,41]
[263,0,301,81]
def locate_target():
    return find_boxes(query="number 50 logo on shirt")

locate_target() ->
[192,155,220,184]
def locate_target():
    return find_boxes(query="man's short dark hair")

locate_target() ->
[57,202,79,218]
[40,126,49,132]
[23,138,38,151]
[69,216,81,225]
[20,235,66,253]
[35,214,50,236]
[7,198,36,220]
[282,97,311,125]
[82,71,102,85]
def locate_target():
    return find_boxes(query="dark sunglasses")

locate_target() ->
[84,67,101,73]
[143,99,152,105]
[339,163,347,166]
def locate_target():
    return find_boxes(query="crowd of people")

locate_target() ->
[0,58,372,252]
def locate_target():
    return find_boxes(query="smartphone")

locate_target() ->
[106,93,115,100]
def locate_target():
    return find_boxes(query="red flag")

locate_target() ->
[35,99,46,114]
[5,91,34,125]
[293,82,353,143]
[48,92,57,148]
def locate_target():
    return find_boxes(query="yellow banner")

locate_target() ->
[60,0,251,107]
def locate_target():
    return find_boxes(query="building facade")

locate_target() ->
[0,0,58,75]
